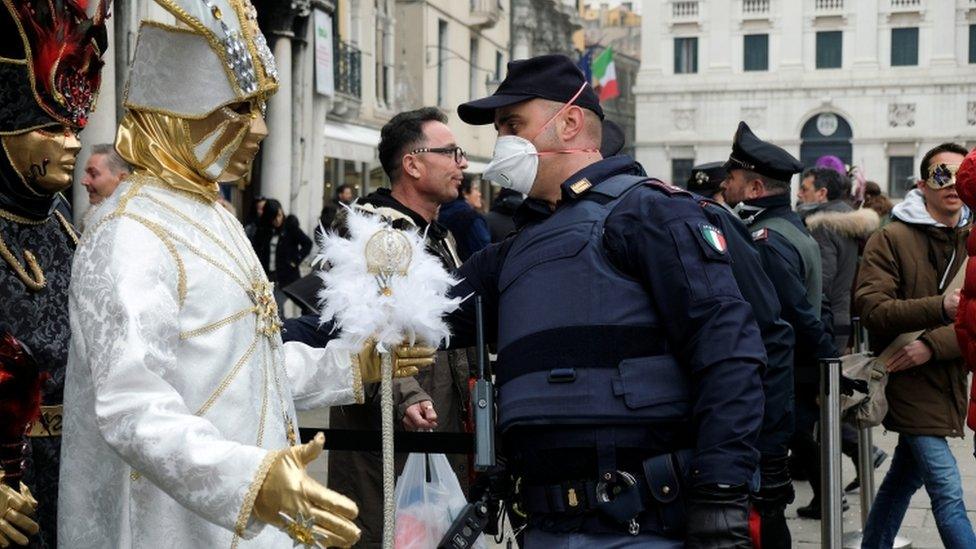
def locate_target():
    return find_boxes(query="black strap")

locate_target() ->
[496,325,667,386]
[300,428,473,455]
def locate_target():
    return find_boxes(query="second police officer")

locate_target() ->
[446,55,766,547]
[688,162,798,547]
[720,122,841,519]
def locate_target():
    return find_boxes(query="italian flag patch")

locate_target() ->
[699,224,727,253]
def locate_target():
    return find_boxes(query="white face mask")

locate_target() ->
[481,82,598,195]
[482,135,539,195]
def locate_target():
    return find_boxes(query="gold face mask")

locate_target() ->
[2,128,82,195]
[185,103,267,185]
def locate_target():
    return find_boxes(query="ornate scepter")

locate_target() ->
[317,206,462,549]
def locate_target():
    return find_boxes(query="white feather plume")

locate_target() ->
[316,206,463,350]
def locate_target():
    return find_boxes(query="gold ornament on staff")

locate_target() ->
[364,225,412,549]
[365,227,412,296]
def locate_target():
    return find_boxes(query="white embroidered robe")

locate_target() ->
[58,177,362,548]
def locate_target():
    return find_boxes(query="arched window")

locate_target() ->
[799,113,852,168]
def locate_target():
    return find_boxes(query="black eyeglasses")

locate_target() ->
[410,146,467,164]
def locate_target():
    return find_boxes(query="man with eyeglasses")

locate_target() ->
[856,142,975,547]
[297,107,475,547]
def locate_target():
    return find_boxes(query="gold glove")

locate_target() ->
[253,432,360,548]
[0,480,39,547]
[356,338,436,383]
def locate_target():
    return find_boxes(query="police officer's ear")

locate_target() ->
[556,105,588,143]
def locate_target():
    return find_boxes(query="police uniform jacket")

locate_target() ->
[699,199,795,460]
[740,194,838,384]
[447,155,766,489]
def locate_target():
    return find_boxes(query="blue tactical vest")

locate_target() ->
[495,174,691,433]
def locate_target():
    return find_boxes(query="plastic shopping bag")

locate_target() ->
[393,453,484,549]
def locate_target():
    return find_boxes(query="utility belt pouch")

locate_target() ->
[641,449,691,534]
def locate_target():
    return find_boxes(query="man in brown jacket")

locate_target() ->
[855,142,975,548]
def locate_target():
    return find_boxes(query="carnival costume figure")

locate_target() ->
[58,1,432,547]
[0,1,109,546]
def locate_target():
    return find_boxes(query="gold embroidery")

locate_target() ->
[234,449,281,537]
[180,306,256,340]
[195,334,259,417]
[255,350,270,446]
[250,278,281,337]
[142,193,251,277]
[0,208,44,225]
[0,208,79,291]
[350,351,365,405]
[119,213,188,307]
[130,471,141,481]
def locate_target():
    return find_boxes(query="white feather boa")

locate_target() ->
[316,205,463,350]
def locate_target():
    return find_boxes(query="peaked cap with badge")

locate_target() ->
[724,121,803,182]
[687,161,727,196]
[458,54,604,125]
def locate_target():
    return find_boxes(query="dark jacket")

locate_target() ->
[437,197,490,261]
[448,156,765,489]
[740,194,838,385]
[249,214,312,286]
[319,188,472,548]
[802,200,880,349]
[485,189,523,243]
[702,199,795,459]
[855,189,971,437]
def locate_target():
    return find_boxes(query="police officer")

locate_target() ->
[689,162,797,547]
[720,122,840,519]
[446,55,766,547]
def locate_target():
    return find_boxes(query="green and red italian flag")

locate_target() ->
[591,47,619,101]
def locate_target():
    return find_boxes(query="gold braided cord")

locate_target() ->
[0,234,45,291]
[195,333,259,417]
[255,349,270,446]
[234,449,282,538]
[0,208,79,292]
[180,306,257,340]
[118,213,188,307]
[142,193,252,277]
[0,207,44,225]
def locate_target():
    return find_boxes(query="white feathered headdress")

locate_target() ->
[317,206,463,350]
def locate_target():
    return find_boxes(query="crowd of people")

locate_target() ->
[2,1,976,548]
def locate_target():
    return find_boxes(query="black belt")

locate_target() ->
[517,450,691,535]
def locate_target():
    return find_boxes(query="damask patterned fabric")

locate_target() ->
[59,177,361,548]
[0,214,75,549]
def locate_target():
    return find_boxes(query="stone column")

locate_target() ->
[73,16,118,224]
[260,35,294,207]
[259,4,301,208]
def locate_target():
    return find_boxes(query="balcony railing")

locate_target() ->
[470,0,501,28]
[815,0,844,12]
[334,40,361,99]
[889,0,922,11]
[742,0,770,17]
[672,1,699,21]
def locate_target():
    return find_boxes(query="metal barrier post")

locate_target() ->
[820,357,843,548]
[842,318,911,548]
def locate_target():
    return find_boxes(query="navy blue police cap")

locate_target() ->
[687,162,727,195]
[723,121,803,182]
[458,54,604,126]
[600,119,625,157]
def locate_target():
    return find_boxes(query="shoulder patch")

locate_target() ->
[643,178,691,196]
[751,228,769,241]
[699,223,728,253]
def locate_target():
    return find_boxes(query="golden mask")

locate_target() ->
[1,128,81,195]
